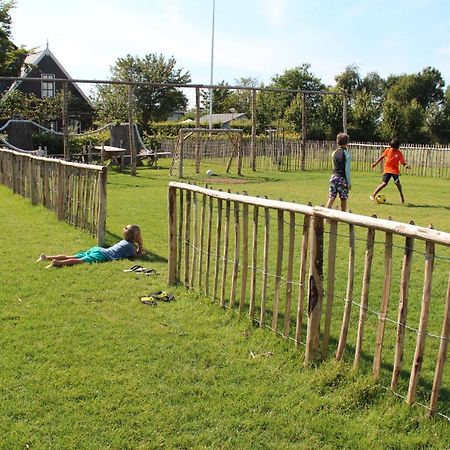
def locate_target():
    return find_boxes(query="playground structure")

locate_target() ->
[168,182,450,419]
[169,128,243,177]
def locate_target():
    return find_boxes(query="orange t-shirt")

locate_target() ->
[381,147,405,175]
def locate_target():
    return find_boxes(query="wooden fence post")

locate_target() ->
[62,81,70,160]
[305,214,324,364]
[284,212,296,338]
[335,223,355,361]
[391,230,414,390]
[249,204,259,319]
[96,166,107,246]
[295,213,311,347]
[272,209,284,330]
[205,195,213,295]
[260,206,270,326]
[168,185,178,285]
[300,93,307,171]
[127,84,137,176]
[352,225,376,366]
[239,199,249,313]
[322,220,338,357]
[428,272,450,416]
[251,89,257,172]
[213,197,223,299]
[230,200,240,308]
[184,190,192,285]
[407,239,435,404]
[373,230,394,380]
[220,197,231,307]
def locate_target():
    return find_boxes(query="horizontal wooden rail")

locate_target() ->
[169,182,450,246]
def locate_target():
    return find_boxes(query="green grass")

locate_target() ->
[0,161,449,449]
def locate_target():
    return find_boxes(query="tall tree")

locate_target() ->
[93,53,191,128]
[0,1,28,87]
[264,64,325,133]
[335,64,362,100]
[200,80,232,113]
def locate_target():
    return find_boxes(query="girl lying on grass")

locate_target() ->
[37,224,145,268]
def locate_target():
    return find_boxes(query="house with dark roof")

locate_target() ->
[200,112,248,129]
[4,44,94,131]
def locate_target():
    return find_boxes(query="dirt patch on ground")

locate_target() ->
[206,177,249,184]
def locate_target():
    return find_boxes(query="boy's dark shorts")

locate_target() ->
[329,175,349,200]
[382,173,400,184]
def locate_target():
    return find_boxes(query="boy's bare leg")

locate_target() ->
[340,198,347,212]
[395,182,405,204]
[325,197,336,209]
[370,182,387,201]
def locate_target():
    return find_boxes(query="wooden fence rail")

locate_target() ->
[0,148,107,244]
[168,181,450,419]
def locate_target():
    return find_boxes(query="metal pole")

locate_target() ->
[208,0,216,129]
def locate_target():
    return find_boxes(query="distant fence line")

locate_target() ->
[0,148,107,244]
[167,182,450,419]
[161,139,450,178]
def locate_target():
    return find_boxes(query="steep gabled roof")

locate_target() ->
[8,45,92,107]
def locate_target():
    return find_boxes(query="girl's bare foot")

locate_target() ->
[36,254,47,262]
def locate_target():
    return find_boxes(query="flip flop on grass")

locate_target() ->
[123,265,143,272]
[140,297,158,306]
[148,291,175,302]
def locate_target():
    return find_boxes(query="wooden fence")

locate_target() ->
[0,148,107,244]
[162,139,450,177]
[167,182,450,419]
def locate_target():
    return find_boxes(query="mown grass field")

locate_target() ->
[0,160,449,449]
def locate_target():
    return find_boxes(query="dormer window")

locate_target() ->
[41,74,55,98]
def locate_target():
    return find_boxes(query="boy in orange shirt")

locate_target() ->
[370,137,410,204]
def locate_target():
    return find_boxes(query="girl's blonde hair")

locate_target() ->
[125,224,143,253]
[126,224,141,242]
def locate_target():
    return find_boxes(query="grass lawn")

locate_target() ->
[0,160,449,449]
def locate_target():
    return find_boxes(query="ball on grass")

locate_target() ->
[206,169,214,176]
[376,194,386,204]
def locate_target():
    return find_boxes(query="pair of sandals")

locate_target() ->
[140,291,175,306]
[123,265,156,275]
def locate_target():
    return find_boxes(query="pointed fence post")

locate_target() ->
[305,214,324,364]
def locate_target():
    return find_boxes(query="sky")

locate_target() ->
[9,0,450,106]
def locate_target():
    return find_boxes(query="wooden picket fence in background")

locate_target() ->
[161,139,450,177]
[167,182,450,419]
[0,148,107,244]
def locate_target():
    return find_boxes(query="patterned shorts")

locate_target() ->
[329,175,349,200]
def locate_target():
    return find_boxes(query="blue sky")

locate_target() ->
[10,0,450,102]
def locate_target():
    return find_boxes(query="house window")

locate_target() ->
[44,120,57,132]
[41,74,55,98]
[69,117,81,133]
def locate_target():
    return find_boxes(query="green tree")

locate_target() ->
[0,1,28,86]
[200,80,232,113]
[226,77,260,116]
[334,64,361,101]
[350,89,380,141]
[263,64,325,133]
[93,54,191,128]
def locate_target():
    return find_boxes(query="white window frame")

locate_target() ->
[41,74,55,98]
